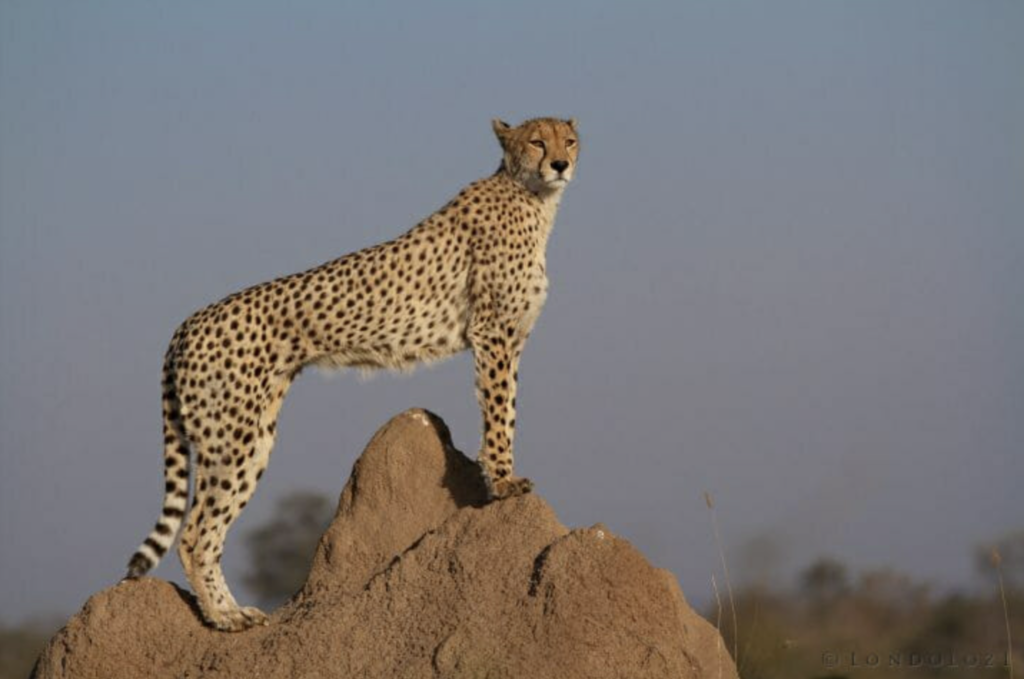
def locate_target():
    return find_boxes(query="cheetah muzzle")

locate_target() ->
[125,117,580,631]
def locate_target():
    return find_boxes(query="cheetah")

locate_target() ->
[125,117,580,631]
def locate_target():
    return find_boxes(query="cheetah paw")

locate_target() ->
[210,605,269,632]
[490,476,534,501]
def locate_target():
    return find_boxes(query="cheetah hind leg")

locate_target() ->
[179,493,269,631]
[184,509,270,631]
[179,431,275,631]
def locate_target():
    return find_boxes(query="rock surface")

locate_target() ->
[33,409,738,679]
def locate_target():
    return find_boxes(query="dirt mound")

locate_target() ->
[33,409,737,678]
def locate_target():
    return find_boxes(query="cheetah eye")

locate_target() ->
[565,139,577,148]
[530,140,546,150]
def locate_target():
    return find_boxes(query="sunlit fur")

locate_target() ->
[125,117,580,631]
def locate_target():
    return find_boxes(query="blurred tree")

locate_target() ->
[854,567,931,632]
[0,618,62,679]
[857,568,930,608]
[735,533,786,591]
[242,490,334,608]
[799,557,849,604]
[705,551,1021,679]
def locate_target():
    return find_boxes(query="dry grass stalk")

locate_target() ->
[705,491,739,666]
[712,574,725,679]
[991,548,1014,679]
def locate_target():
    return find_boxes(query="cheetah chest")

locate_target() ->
[518,265,548,338]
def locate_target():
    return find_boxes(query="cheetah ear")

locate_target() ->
[566,117,578,131]
[492,119,513,146]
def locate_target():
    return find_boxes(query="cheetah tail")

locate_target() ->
[125,397,191,579]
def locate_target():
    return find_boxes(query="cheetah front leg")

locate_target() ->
[471,329,531,500]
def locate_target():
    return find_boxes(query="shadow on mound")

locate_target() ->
[33,409,737,679]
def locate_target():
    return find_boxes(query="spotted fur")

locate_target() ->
[125,117,580,631]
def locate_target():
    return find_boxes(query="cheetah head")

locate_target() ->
[493,117,579,196]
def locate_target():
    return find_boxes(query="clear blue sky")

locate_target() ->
[1,1,1022,622]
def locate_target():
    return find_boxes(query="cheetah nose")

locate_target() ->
[551,160,569,173]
